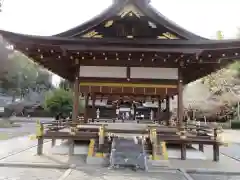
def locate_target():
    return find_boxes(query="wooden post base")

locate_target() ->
[199,144,204,152]
[213,143,219,162]
[181,143,186,160]
[51,139,56,147]
[68,139,75,156]
[37,137,43,155]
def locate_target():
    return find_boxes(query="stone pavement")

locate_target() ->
[0,167,187,180]
[0,130,240,179]
[1,167,240,180]
[221,129,240,144]
[0,167,64,180]
[0,135,50,160]
[62,168,187,180]
[220,143,240,161]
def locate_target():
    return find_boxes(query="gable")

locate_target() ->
[75,4,185,40]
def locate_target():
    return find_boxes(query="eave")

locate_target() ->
[0,29,239,83]
[2,30,240,50]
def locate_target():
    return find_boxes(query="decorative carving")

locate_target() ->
[127,35,134,38]
[82,30,103,38]
[157,32,179,39]
[163,32,179,39]
[157,35,168,39]
[104,20,114,28]
[148,21,157,28]
[119,4,143,18]
[92,34,103,38]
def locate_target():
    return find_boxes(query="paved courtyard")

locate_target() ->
[0,122,240,179]
[0,166,240,180]
[0,117,53,140]
[0,167,64,180]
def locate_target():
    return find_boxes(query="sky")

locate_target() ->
[1,0,240,85]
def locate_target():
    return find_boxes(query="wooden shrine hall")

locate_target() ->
[1,0,240,161]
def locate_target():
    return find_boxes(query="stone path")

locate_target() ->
[1,167,240,180]
[188,172,240,180]
[221,130,240,143]
[0,118,53,158]
[62,169,186,180]
[0,167,186,180]
[220,143,240,161]
[0,167,64,180]
[0,135,49,160]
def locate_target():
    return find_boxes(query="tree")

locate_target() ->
[59,79,72,90]
[44,89,73,117]
[44,88,85,118]
[0,50,53,98]
[0,38,14,92]
[196,30,240,120]
[35,70,53,92]
[0,0,4,12]
[201,30,238,94]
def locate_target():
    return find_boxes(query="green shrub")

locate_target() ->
[44,88,85,118]
[231,120,240,129]
[44,89,73,118]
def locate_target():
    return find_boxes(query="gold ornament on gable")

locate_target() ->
[119,4,143,18]
[104,20,114,28]
[82,30,103,38]
[157,32,179,40]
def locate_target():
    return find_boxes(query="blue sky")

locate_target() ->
[0,0,239,85]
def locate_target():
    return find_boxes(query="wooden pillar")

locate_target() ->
[116,100,120,121]
[133,103,136,120]
[199,144,204,152]
[92,94,96,122]
[72,65,80,122]
[157,97,161,123]
[84,93,89,123]
[177,67,184,128]
[51,139,56,147]
[213,128,219,161]
[166,95,170,125]
[37,137,43,155]
[68,139,74,156]
[181,143,187,160]
[37,122,44,155]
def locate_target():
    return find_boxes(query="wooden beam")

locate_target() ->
[79,77,177,85]
[80,86,177,97]
[72,63,80,122]
[80,82,176,88]
[91,94,96,122]
[84,93,90,123]
[157,97,161,123]
[166,95,170,125]
[177,66,184,128]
